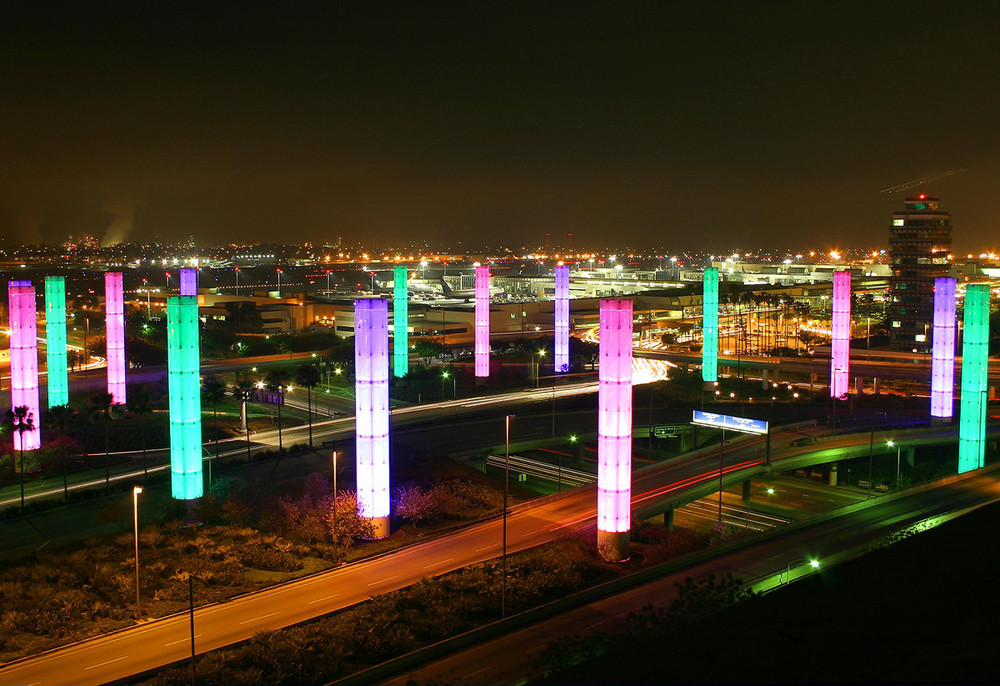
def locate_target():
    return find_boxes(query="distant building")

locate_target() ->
[888,194,952,352]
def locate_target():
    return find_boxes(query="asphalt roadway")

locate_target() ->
[383,464,1000,685]
[0,420,969,686]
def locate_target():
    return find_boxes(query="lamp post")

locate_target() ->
[235,266,240,291]
[531,349,546,389]
[782,558,820,585]
[331,450,339,563]
[502,413,514,617]
[887,440,902,489]
[132,485,143,619]
[187,574,205,686]
[717,428,726,527]
[276,268,282,290]
[441,371,455,400]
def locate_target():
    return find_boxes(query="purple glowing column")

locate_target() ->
[931,277,957,419]
[8,281,41,452]
[554,265,569,373]
[105,271,127,404]
[355,298,390,538]
[475,265,490,377]
[179,268,198,296]
[830,270,851,399]
[597,298,632,562]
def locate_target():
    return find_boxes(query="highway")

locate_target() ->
[0,419,975,686]
[383,464,1000,685]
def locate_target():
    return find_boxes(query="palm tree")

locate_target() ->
[201,374,228,483]
[11,405,35,511]
[45,403,75,499]
[128,385,154,479]
[295,364,322,448]
[264,369,290,451]
[89,392,115,486]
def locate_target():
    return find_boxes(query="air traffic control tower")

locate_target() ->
[888,194,952,352]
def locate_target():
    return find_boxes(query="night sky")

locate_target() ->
[2,2,999,251]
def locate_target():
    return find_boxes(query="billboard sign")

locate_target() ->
[692,410,768,435]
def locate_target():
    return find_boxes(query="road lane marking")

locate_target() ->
[307,593,341,605]
[84,655,129,670]
[367,575,399,586]
[423,557,455,569]
[475,544,494,552]
[165,634,201,647]
[239,611,278,625]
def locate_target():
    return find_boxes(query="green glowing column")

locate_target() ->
[958,284,990,473]
[44,275,69,408]
[167,295,203,499]
[393,265,408,377]
[702,267,719,385]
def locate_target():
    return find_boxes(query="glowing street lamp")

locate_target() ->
[133,485,143,618]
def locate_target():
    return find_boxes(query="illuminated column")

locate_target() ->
[167,296,203,499]
[475,265,490,377]
[958,284,989,473]
[355,298,390,537]
[8,281,41,452]
[702,267,718,387]
[597,298,632,562]
[105,271,126,404]
[44,276,69,408]
[393,265,408,378]
[554,264,569,373]
[179,268,198,296]
[931,277,957,420]
[830,270,851,399]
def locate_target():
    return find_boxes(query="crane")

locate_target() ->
[880,168,967,194]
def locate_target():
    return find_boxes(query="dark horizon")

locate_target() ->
[3,2,999,251]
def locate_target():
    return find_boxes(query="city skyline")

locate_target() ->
[2,3,999,250]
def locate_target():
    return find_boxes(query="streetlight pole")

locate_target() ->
[133,485,143,619]
[502,413,514,618]
[888,440,902,489]
[718,428,725,527]
[782,558,820,585]
[331,450,339,563]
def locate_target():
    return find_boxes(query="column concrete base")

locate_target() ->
[365,516,390,540]
[703,381,717,392]
[931,416,952,427]
[597,529,630,563]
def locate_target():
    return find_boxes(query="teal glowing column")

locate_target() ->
[958,284,990,474]
[167,295,203,499]
[393,265,408,378]
[702,268,718,383]
[44,276,69,408]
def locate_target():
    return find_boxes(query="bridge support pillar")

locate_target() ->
[828,462,838,486]
[855,376,864,395]
[573,440,585,465]
[873,377,880,395]
[905,448,915,468]
[664,507,674,532]
[991,386,997,400]
[809,373,817,388]
[741,479,752,504]
[761,370,769,390]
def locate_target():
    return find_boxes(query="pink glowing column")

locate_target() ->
[931,277,957,420]
[179,268,198,296]
[554,265,569,373]
[355,298,390,538]
[8,281,41,452]
[105,271,126,404]
[830,270,851,399]
[475,265,490,377]
[597,298,632,562]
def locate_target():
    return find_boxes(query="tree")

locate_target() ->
[45,403,76,497]
[326,491,375,555]
[128,385,155,478]
[10,406,35,511]
[235,372,255,460]
[295,364,322,448]
[88,392,116,486]
[413,340,446,366]
[393,482,438,525]
[201,374,228,475]
[568,337,599,371]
